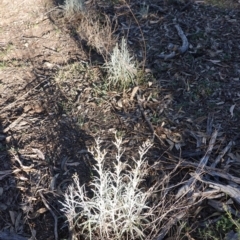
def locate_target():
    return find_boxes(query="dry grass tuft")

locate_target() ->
[104,38,138,90]
[77,13,117,60]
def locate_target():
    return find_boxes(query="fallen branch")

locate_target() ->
[176,129,218,199]
[158,24,189,60]
[178,161,240,185]
[193,175,240,205]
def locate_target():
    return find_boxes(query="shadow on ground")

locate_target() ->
[0,62,94,239]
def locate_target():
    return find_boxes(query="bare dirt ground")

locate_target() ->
[0,0,240,239]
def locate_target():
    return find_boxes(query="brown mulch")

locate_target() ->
[0,0,240,239]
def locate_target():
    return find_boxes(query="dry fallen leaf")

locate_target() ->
[117,99,123,108]
[130,86,139,100]
[229,104,235,118]
[33,103,44,113]
[32,148,45,160]
[9,210,16,225]
[23,105,32,113]
[0,134,6,141]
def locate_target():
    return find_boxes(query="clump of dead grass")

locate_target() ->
[77,13,117,60]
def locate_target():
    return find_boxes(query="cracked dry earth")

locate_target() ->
[1,0,240,240]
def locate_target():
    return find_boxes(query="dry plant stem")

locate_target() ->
[162,131,220,238]
[78,13,117,61]
[124,1,147,69]
[156,212,186,240]
[176,128,218,199]
[137,94,154,137]
[137,93,164,145]
[39,192,58,240]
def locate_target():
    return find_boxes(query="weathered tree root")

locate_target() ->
[158,24,189,60]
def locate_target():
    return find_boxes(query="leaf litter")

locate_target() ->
[0,0,240,239]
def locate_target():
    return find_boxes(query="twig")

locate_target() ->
[192,189,224,199]
[175,24,189,54]
[137,94,155,136]
[156,212,186,240]
[136,93,165,145]
[124,1,147,70]
[11,151,34,172]
[179,161,240,185]
[39,192,58,240]
[0,169,21,180]
[155,149,240,186]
